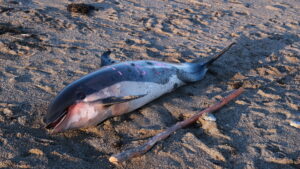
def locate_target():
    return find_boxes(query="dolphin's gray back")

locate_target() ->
[82,61,178,90]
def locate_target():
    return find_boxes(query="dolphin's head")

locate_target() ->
[44,74,112,133]
[47,100,110,133]
[45,81,84,132]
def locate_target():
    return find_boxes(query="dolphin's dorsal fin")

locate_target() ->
[100,50,120,67]
[88,94,146,106]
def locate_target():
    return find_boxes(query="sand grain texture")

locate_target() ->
[0,0,299,168]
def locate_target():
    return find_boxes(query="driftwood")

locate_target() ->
[109,87,245,164]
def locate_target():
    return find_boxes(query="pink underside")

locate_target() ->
[48,103,77,132]
[52,102,92,133]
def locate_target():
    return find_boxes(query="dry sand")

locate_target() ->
[0,0,299,168]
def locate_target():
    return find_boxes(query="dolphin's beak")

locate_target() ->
[45,110,68,132]
[46,103,79,133]
[45,96,75,125]
[46,102,96,133]
[50,114,68,133]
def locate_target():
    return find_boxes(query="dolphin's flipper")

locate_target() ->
[100,50,120,67]
[89,94,146,106]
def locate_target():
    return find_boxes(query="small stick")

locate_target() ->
[109,87,245,164]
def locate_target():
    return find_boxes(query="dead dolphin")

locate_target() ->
[45,43,235,133]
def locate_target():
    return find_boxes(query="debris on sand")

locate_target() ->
[289,120,300,129]
[67,3,95,15]
[203,113,217,121]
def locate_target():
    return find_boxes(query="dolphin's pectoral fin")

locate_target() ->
[100,50,120,67]
[89,94,146,106]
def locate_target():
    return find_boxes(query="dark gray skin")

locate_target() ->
[45,43,235,133]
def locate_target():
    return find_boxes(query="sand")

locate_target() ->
[0,0,299,168]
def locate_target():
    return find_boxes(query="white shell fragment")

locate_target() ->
[203,113,216,122]
[289,120,300,128]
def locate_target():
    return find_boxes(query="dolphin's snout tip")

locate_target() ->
[50,128,62,134]
[45,124,60,134]
[45,124,66,134]
[44,112,69,134]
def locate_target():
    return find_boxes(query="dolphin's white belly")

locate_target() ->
[121,75,185,112]
[83,75,184,116]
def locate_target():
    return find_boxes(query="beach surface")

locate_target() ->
[0,0,299,168]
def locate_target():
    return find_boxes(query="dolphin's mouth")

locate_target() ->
[45,110,67,130]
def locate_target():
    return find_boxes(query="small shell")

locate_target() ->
[203,113,216,122]
[289,120,300,128]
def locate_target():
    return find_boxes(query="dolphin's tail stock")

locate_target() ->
[177,42,236,83]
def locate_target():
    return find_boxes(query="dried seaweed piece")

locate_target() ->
[67,3,95,15]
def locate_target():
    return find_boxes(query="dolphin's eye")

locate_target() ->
[76,92,86,100]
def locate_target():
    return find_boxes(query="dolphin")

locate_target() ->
[45,42,235,133]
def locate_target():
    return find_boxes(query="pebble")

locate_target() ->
[3,108,13,116]
[203,113,217,121]
[289,120,300,128]
[29,148,44,156]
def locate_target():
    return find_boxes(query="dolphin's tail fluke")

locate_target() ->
[177,42,235,83]
[203,42,236,66]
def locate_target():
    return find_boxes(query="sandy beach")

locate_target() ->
[0,0,299,168]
